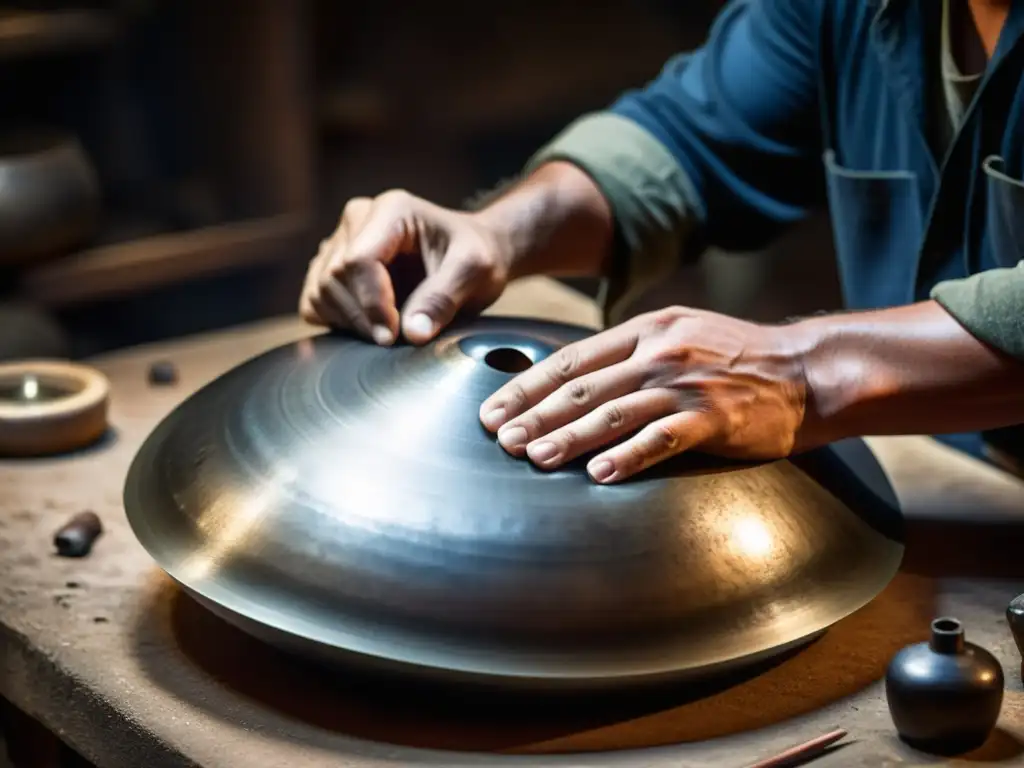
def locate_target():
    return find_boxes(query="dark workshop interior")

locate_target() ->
[5,2,1024,768]
[0,0,841,362]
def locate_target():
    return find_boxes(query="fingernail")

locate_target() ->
[498,425,528,450]
[404,313,434,339]
[588,459,616,483]
[527,441,559,464]
[371,324,394,346]
[482,407,506,430]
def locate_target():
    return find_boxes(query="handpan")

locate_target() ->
[124,317,904,688]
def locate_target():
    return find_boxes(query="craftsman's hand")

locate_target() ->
[479,307,815,483]
[299,190,512,345]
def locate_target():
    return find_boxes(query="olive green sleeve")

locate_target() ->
[931,264,1024,361]
[522,113,704,324]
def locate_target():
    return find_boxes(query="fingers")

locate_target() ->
[320,277,376,338]
[302,189,507,346]
[301,238,362,331]
[298,241,329,325]
[524,388,682,468]
[301,198,376,334]
[492,361,645,455]
[328,196,403,344]
[342,258,400,344]
[587,411,714,484]
[401,242,496,344]
[479,327,641,432]
[344,191,419,266]
[302,194,415,343]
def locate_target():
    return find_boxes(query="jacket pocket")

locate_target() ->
[823,150,924,310]
[982,155,1024,268]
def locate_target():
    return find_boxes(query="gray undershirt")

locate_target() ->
[936,0,986,153]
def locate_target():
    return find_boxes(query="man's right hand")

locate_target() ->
[299,189,514,346]
[300,162,615,345]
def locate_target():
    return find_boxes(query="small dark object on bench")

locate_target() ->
[54,511,103,558]
[148,360,179,386]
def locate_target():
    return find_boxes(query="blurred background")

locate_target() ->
[0,0,842,361]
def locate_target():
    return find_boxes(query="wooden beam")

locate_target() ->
[20,213,309,309]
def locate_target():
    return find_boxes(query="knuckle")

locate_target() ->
[621,443,647,474]
[344,237,380,265]
[547,347,580,386]
[516,413,543,437]
[638,345,687,378]
[503,382,528,412]
[564,379,592,407]
[649,350,682,374]
[559,426,579,449]
[649,306,686,330]
[602,403,626,431]
[455,249,492,276]
[376,188,413,212]
[340,196,371,222]
[646,422,680,454]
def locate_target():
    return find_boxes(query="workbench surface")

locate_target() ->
[2,276,1024,768]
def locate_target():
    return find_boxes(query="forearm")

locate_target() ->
[473,160,614,281]
[473,112,702,324]
[793,300,1024,446]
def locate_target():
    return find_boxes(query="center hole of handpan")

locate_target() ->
[483,347,534,374]
[458,332,554,373]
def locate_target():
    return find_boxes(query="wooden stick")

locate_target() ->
[745,728,848,768]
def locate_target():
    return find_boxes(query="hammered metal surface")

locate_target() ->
[124,317,904,687]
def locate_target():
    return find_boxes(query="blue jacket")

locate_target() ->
[599,0,1024,460]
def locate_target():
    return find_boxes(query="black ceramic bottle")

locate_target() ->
[885,617,1004,755]
[1007,594,1024,659]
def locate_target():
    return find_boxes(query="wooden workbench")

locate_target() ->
[2,276,1024,767]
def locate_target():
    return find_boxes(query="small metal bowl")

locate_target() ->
[0,128,101,267]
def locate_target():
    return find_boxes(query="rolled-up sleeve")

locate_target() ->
[932,266,1024,361]
[524,112,701,322]
[524,0,826,322]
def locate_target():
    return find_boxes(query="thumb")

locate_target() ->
[402,244,491,344]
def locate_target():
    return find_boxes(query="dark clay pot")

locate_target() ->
[0,128,100,267]
[1007,594,1024,659]
[885,617,1004,755]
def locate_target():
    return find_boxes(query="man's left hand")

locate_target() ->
[479,306,815,483]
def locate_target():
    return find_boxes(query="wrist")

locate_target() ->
[782,300,1024,447]
[472,161,614,281]
[785,313,892,448]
